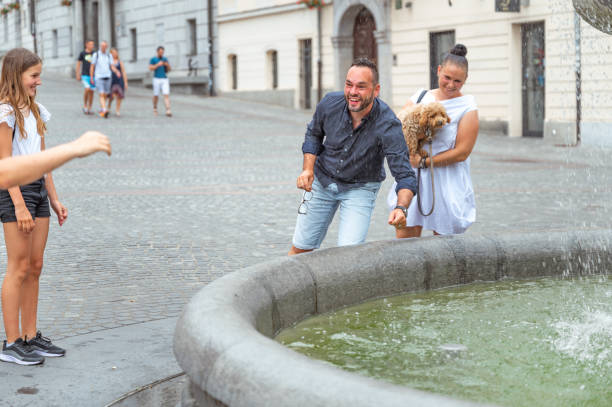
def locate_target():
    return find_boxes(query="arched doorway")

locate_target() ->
[332,1,391,99]
[353,7,377,65]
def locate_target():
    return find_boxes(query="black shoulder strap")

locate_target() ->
[416,89,428,104]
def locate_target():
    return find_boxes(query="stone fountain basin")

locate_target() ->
[173,230,611,407]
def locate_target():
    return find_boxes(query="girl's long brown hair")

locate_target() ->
[0,48,46,139]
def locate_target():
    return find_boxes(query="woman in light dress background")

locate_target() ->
[388,44,479,238]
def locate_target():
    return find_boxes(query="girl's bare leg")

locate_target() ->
[1,223,33,343]
[396,225,422,239]
[116,98,123,115]
[20,217,49,340]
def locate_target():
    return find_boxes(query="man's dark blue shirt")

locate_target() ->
[302,91,417,195]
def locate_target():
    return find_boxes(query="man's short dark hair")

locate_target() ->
[350,58,379,85]
[157,46,165,52]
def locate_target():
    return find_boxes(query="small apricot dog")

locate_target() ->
[397,102,450,158]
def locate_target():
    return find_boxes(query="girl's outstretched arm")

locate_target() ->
[0,131,111,189]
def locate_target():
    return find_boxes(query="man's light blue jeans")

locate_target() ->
[292,177,381,250]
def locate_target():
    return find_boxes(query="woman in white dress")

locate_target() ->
[389,44,479,238]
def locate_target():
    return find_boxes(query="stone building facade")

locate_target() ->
[217,0,612,146]
[1,0,610,145]
[0,0,217,92]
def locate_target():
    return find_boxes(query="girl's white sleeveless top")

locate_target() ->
[387,89,478,235]
[0,103,51,157]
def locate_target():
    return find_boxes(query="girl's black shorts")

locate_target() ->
[0,178,50,223]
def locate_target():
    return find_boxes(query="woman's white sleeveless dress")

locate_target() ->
[387,89,478,235]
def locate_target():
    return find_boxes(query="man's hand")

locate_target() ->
[71,131,112,158]
[388,208,406,229]
[296,169,314,191]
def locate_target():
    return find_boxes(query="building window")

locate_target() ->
[52,29,58,58]
[14,5,22,46]
[130,28,137,62]
[39,31,44,58]
[228,54,237,90]
[187,19,197,56]
[429,30,455,89]
[395,0,403,9]
[266,50,278,89]
[3,15,7,43]
[68,26,73,57]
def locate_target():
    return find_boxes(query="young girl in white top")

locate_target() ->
[0,48,70,365]
[388,44,480,238]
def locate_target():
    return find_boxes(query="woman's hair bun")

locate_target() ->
[450,44,467,58]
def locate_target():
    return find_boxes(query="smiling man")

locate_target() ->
[288,58,417,255]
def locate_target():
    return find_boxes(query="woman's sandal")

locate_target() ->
[153,108,158,116]
[165,110,172,117]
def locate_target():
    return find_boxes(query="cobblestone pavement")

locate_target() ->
[0,74,610,347]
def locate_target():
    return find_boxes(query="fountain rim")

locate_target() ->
[173,229,611,407]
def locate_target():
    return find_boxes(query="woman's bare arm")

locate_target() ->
[410,110,479,168]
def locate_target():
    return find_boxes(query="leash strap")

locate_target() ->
[414,90,435,217]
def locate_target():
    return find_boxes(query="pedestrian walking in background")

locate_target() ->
[75,40,96,115]
[288,58,417,256]
[0,48,70,365]
[89,40,112,118]
[149,46,172,117]
[388,44,479,238]
[108,48,127,117]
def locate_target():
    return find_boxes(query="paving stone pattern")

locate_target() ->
[0,76,610,341]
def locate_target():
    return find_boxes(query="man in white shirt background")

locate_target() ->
[89,41,113,118]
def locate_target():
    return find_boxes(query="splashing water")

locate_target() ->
[277,276,612,407]
[552,308,612,368]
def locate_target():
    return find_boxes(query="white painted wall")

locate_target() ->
[390,0,612,142]
[217,3,334,103]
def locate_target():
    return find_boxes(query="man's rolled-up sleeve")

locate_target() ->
[301,101,325,156]
[381,119,417,195]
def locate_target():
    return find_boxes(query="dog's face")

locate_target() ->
[417,103,450,135]
[429,111,451,129]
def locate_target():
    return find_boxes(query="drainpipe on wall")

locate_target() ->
[207,0,216,96]
[29,0,37,54]
[574,11,582,145]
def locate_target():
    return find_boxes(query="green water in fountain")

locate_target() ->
[276,275,612,406]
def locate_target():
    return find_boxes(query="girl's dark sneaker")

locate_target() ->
[27,331,66,357]
[0,338,45,365]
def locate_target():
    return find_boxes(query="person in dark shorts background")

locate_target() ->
[108,48,128,117]
[75,40,96,115]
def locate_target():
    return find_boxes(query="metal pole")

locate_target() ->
[574,11,581,144]
[317,5,322,103]
[207,0,216,96]
[30,0,37,54]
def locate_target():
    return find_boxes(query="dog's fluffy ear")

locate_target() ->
[418,110,429,129]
